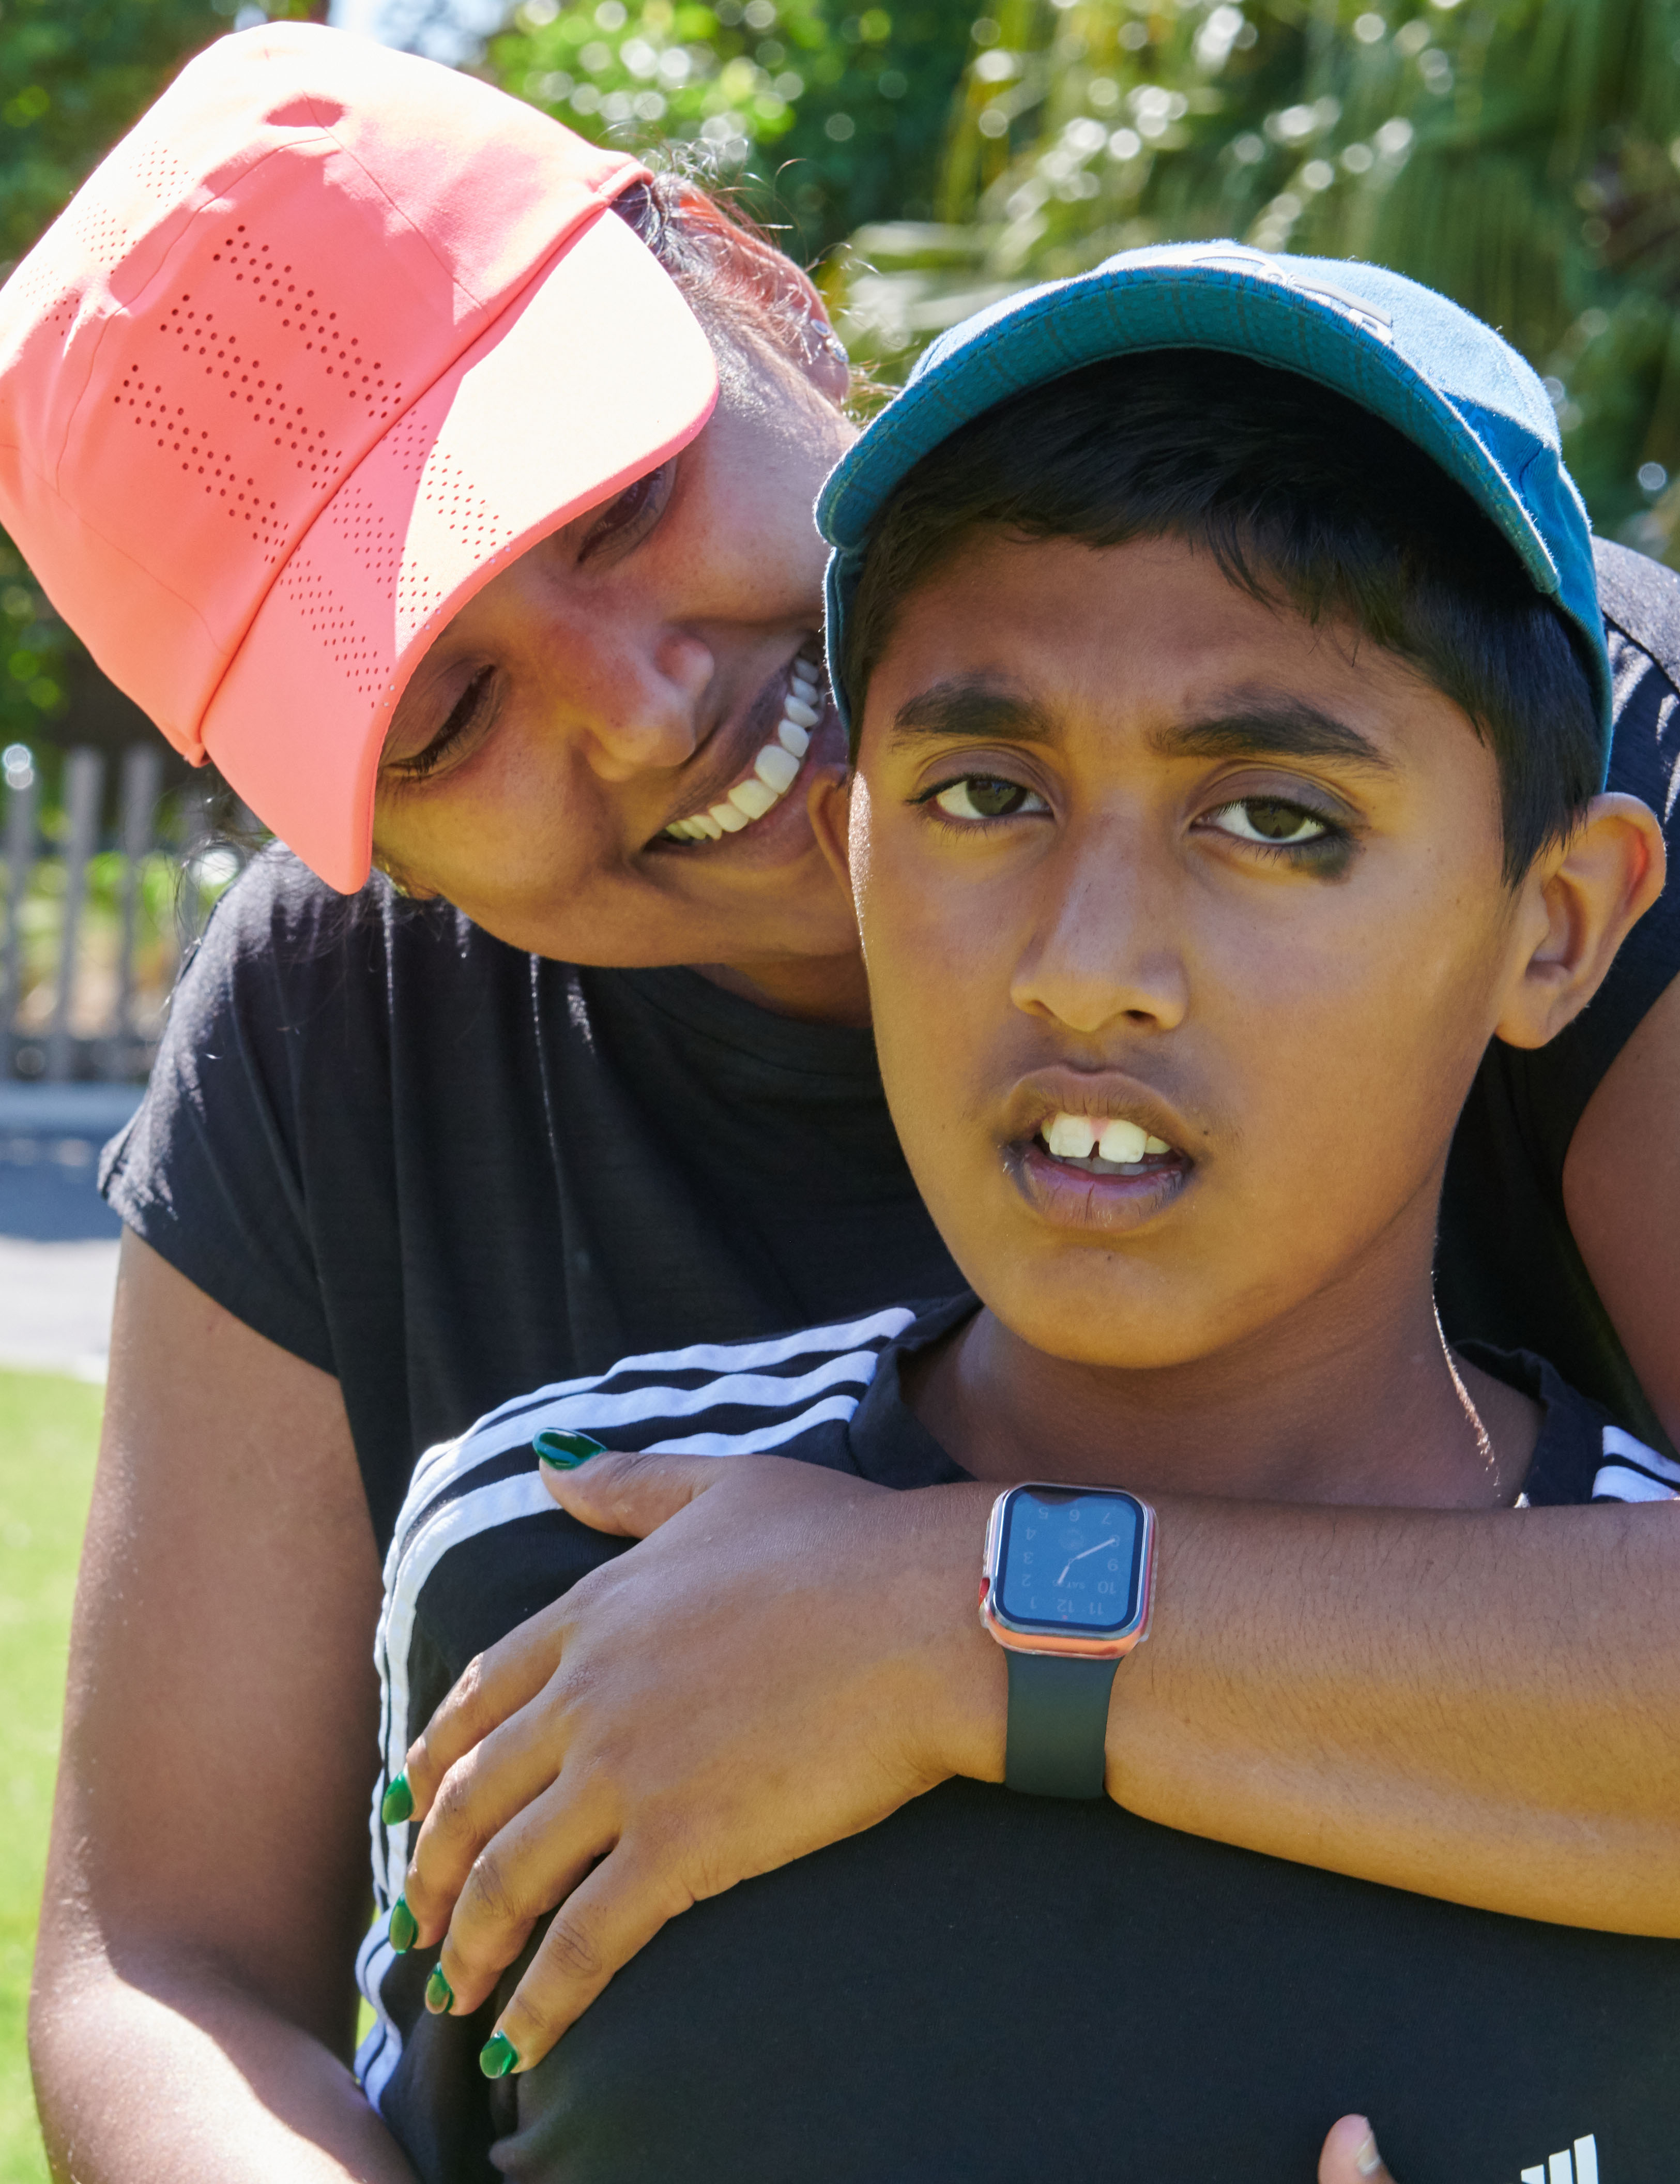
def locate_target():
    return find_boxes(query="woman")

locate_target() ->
[3,24,1677,2184]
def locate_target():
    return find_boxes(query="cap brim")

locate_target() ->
[201,209,719,892]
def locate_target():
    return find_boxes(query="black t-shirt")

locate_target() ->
[359,1296,1680,2184]
[101,539,1680,1540]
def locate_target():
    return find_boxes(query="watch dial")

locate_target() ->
[996,1488,1142,1633]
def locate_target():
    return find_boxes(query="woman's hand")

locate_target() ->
[398,1451,1005,2067]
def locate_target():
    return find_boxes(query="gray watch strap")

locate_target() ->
[1003,1649,1118,1798]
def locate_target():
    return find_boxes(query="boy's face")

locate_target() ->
[847,530,1539,1372]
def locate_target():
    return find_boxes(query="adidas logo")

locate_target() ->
[1519,2135,1598,2183]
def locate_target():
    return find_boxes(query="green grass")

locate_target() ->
[0,1371,101,2184]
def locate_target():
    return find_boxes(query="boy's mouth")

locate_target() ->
[1037,1111,1177,1172]
[1012,1101,1194,1231]
[660,647,826,844]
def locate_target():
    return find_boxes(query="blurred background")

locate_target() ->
[3,0,1680,2175]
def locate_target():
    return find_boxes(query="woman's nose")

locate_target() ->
[571,627,716,781]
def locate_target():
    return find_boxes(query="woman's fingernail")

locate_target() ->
[424,1963,455,2015]
[388,1896,418,1953]
[380,1773,414,1825]
[534,1430,605,1469]
[1355,2127,1383,2178]
[479,2030,519,2078]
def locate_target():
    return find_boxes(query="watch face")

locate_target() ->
[995,1487,1145,1636]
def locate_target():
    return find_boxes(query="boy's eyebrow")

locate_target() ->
[888,675,1058,747]
[1148,699,1397,773]
[887,680,1396,772]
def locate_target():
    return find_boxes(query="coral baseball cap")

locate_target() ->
[0,23,719,891]
[821,241,1611,775]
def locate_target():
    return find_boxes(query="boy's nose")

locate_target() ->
[1009,838,1190,1036]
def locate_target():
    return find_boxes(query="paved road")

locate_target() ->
[0,1086,138,1382]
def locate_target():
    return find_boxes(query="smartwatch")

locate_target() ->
[980,1483,1157,1799]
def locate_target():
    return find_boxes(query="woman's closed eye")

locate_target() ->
[924,775,1049,825]
[386,665,499,785]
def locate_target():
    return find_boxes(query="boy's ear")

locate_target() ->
[808,771,855,896]
[1495,792,1667,1050]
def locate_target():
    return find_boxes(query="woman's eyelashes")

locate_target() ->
[390,665,498,784]
[577,461,675,565]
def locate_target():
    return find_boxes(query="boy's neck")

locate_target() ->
[909,1202,1537,1510]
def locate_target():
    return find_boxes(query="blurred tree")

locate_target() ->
[482,0,974,254]
[0,0,323,750]
[834,0,1680,553]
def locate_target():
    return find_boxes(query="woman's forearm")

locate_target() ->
[1117,1493,1680,1932]
[406,1454,1680,2077]
[30,1952,415,2184]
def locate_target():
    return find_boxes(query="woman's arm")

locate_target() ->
[399,1445,1680,2072]
[30,1234,416,2184]
[1564,967,1680,1442]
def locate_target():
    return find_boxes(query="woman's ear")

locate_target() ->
[1495,792,1667,1049]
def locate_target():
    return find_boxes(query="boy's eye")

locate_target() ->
[1204,797,1330,846]
[932,776,1046,822]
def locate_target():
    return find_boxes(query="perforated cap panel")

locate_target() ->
[0,22,714,889]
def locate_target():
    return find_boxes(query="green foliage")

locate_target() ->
[482,0,975,253]
[834,0,1680,554]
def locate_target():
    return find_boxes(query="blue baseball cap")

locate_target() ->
[820,241,1610,773]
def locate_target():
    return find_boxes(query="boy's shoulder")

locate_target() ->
[387,1299,959,1574]
[1468,1342,1680,1507]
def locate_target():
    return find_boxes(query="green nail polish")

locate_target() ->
[534,1429,605,1469]
[388,1897,418,1953]
[479,2030,518,2079]
[424,1964,454,2015]
[380,1773,414,1826]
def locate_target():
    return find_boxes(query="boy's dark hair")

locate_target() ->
[842,350,1603,882]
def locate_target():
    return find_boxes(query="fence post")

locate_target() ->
[45,747,105,1084]
[3,767,37,1075]
[116,744,163,1059]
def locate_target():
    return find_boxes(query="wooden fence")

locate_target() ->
[1,744,246,1086]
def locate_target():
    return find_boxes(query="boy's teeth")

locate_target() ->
[1046,1113,1097,1159]
[710,800,749,832]
[1042,1112,1173,1165]
[782,694,820,730]
[1098,1119,1149,1165]
[778,719,811,758]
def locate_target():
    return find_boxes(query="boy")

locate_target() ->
[359,249,1675,2182]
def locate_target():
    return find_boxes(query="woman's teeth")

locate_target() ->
[1043,1112,1173,1166]
[664,653,823,843]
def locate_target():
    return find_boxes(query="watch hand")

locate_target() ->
[1054,1536,1119,1585]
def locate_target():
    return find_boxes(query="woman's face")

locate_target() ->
[372,325,859,977]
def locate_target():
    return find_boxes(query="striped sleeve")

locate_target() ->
[354,1301,916,2112]
[1592,1424,1680,1504]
